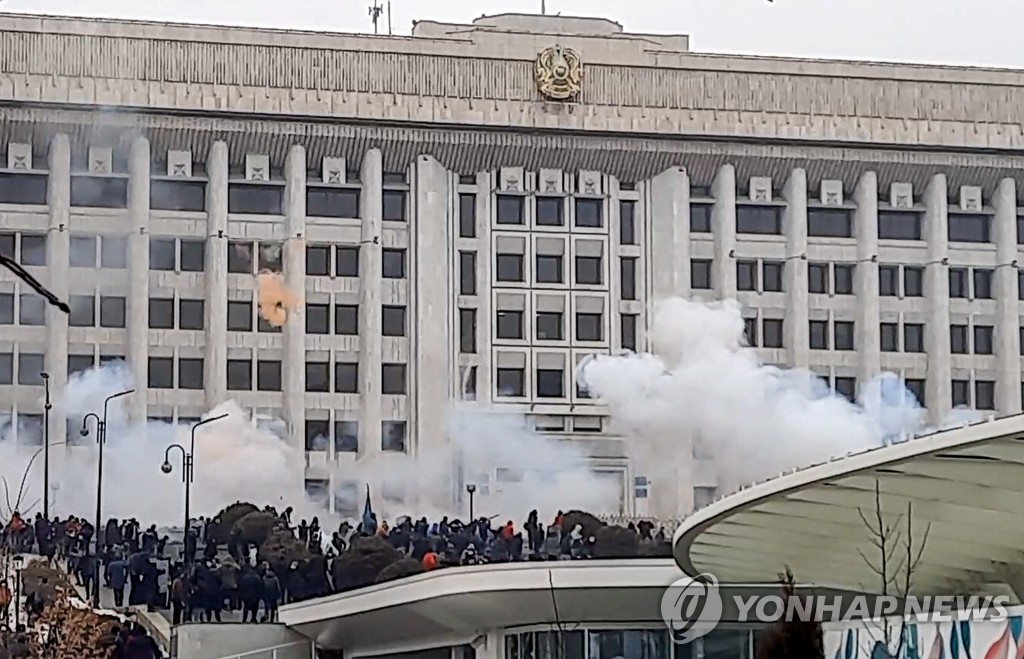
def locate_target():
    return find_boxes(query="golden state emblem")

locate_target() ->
[534,45,583,101]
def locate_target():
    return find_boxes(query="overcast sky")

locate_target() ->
[1,0,1022,68]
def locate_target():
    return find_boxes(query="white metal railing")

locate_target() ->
[217,640,315,659]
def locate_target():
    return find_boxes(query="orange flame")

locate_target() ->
[257,272,299,327]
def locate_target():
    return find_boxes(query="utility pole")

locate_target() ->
[369,0,383,34]
[541,0,547,14]
[387,1,392,36]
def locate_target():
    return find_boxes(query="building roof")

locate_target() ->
[278,559,683,651]
[673,415,1024,598]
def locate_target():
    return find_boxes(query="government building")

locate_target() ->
[0,11,1021,520]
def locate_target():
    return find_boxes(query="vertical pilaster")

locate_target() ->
[204,142,229,407]
[993,178,1021,414]
[854,172,881,386]
[647,167,690,298]
[783,168,809,368]
[46,133,70,447]
[126,137,150,423]
[712,164,737,299]
[924,174,951,422]
[474,171,493,405]
[283,145,307,449]
[358,150,383,459]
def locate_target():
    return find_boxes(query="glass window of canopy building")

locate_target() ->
[503,626,757,659]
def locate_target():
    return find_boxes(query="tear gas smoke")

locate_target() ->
[257,271,299,327]
[578,297,983,494]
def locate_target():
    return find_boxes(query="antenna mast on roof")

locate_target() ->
[387,0,393,35]
[541,0,547,14]
[369,0,383,34]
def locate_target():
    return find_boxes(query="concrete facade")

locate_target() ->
[0,12,1022,519]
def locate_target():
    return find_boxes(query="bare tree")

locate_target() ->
[857,478,931,658]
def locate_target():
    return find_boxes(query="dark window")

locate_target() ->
[151,180,206,212]
[227,359,251,390]
[619,200,636,244]
[149,239,176,271]
[762,261,783,292]
[575,198,603,228]
[834,321,855,351]
[576,312,603,341]
[459,309,476,353]
[305,361,330,392]
[335,421,358,453]
[536,255,563,284]
[878,211,922,240]
[536,369,565,398]
[833,377,857,402]
[382,249,406,278]
[0,352,11,384]
[951,379,970,407]
[807,208,853,238]
[576,255,602,285]
[1019,215,1024,245]
[382,305,406,337]
[382,364,407,395]
[1019,271,1024,301]
[69,295,95,327]
[19,294,45,326]
[0,294,12,324]
[744,317,757,346]
[949,268,968,298]
[975,380,996,410]
[148,298,175,329]
[808,263,829,294]
[147,357,174,388]
[336,246,359,277]
[691,259,712,289]
[17,353,44,385]
[0,233,14,259]
[496,367,525,397]
[334,362,358,393]
[382,190,407,221]
[496,254,524,282]
[460,252,477,294]
[228,183,283,214]
[736,205,782,234]
[905,378,926,406]
[879,265,899,296]
[621,258,637,300]
[305,420,330,451]
[880,323,899,352]
[973,269,993,299]
[496,310,523,340]
[536,197,564,227]
[99,296,126,328]
[382,421,407,452]
[101,236,127,269]
[178,358,204,390]
[0,173,47,205]
[20,234,46,266]
[228,241,253,274]
[536,312,563,340]
[459,193,476,238]
[690,204,712,233]
[948,213,991,243]
[306,245,330,276]
[950,324,969,354]
[904,324,925,352]
[334,304,358,335]
[306,187,359,218]
[833,264,854,295]
[257,312,281,334]
[974,325,994,355]
[496,195,524,225]
[69,235,97,267]
[67,354,95,377]
[809,320,829,349]
[70,176,128,208]
[763,319,784,348]
[179,240,205,272]
[737,260,758,291]
[227,301,252,331]
[179,299,204,330]
[904,267,924,296]
[257,360,282,391]
[258,243,282,272]
[621,314,637,351]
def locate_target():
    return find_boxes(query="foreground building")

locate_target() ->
[0,12,1022,518]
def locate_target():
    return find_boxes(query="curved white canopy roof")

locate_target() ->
[674,415,1024,598]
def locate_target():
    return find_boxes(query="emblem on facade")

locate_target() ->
[535,45,583,101]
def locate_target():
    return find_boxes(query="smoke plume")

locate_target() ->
[257,272,299,327]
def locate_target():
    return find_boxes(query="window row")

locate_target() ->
[459,309,638,353]
[495,366,591,399]
[221,359,407,394]
[492,251,604,286]
[495,194,606,229]
[147,356,205,389]
[304,419,407,453]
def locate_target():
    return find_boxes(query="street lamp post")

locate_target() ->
[41,372,50,519]
[466,483,476,521]
[80,388,133,606]
[161,414,229,569]
[11,554,24,629]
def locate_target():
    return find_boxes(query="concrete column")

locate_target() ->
[358,150,383,459]
[46,133,70,448]
[474,171,493,405]
[993,178,1021,414]
[647,166,690,298]
[923,174,951,422]
[283,146,307,450]
[204,142,229,407]
[783,168,809,368]
[711,164,737,299]
[854,172,881,386]
[412,155,450,463]
[126,137,150,424]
